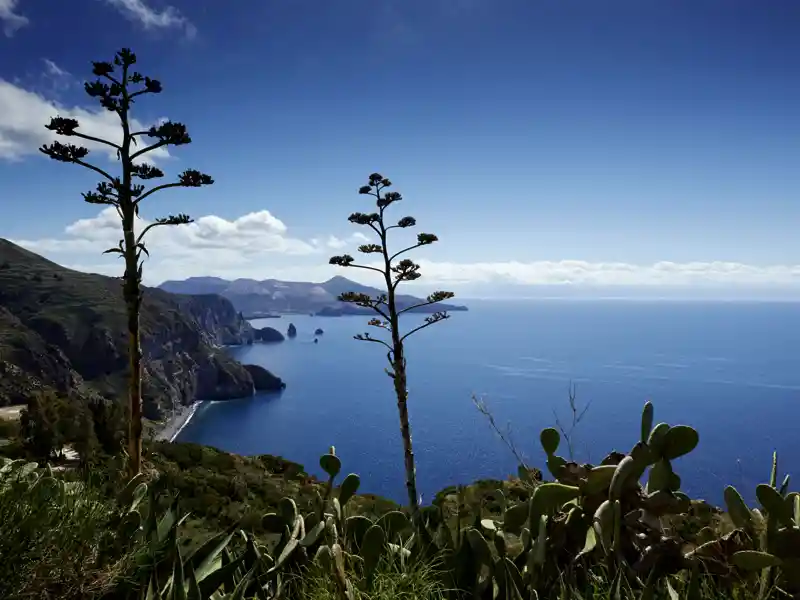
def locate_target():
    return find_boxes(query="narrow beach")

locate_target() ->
[154,402,201,442]
[0,405,24,420]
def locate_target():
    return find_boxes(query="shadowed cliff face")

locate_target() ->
[0,239,264,418]
[175,295,255,346]
[0,307,82,405]
[243,364,285,392]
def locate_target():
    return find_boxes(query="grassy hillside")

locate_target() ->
[143,442,400,539]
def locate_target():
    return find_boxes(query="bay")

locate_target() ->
[177,299,800,505]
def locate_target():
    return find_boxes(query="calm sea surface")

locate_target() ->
[177,300,800,505]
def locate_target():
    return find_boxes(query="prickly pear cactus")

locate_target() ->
[720,454,800,593]
[498,401,704,591]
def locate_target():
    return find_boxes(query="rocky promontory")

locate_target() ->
[193,352,256,401]
[243,364,286,391]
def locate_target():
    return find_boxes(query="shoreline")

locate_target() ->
[154,401,202,443]
[0,405,24,421]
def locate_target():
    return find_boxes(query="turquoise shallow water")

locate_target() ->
[178,300,800,505]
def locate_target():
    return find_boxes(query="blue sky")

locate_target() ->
[0,0,799,295]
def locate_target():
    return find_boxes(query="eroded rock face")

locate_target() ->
[0,307,81,405]
[195,352,256,401]
[131,302,258,415]
[175,295,255,346]
[143,351,198,419]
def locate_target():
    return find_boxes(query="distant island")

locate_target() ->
[243,312,282,319]
[158,275,469,317]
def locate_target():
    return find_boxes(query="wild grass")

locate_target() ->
[297,555,451,600]
[0,465,143,599]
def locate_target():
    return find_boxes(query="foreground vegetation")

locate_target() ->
[2,401,798,599]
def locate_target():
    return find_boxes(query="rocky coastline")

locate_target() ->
[0,239,287,421]
[152,360,285,442]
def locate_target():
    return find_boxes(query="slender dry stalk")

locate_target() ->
[40,48,213,474]
[329,173,455,526]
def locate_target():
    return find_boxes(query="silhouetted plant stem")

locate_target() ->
[472,394,529,470]
[39,48,213,475]
[552,381,591,461]
[330,173,455,526]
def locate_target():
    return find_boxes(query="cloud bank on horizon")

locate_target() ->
[11,207,800,293]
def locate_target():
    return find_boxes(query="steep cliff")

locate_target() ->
[0,239,266,418]
[0,306,83,406]
[174,295,254,346]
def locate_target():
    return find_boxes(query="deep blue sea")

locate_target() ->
[177,300,800,506]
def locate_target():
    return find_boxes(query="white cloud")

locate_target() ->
[42,59,68,79]
[40,59,75,93]
[0,0,28,36]
[103,0,196,38]
[319,232,370,250]
[38,207,314,255]
[12,207,330,285]
[0,78,170,161]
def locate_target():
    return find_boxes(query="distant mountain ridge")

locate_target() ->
[158,275,468,317]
